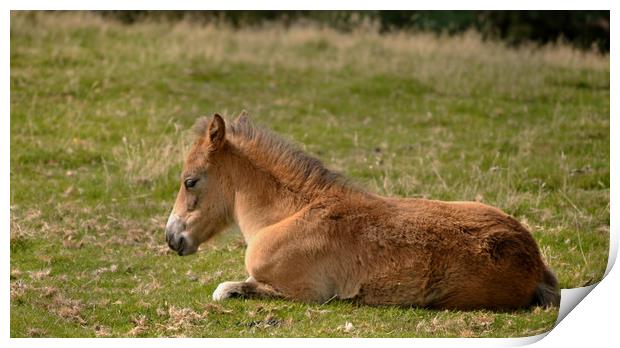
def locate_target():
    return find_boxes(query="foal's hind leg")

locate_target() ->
[212,277,282,301]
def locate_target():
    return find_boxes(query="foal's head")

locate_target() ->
[165,114,233,255]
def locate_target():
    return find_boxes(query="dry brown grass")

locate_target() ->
[114,124,192,185]
[13,11,608,74]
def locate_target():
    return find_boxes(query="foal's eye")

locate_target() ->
[184,178,198,189]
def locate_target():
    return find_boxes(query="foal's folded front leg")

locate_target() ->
[212,276,282,301]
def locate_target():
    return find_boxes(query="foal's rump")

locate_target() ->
[359,198,554,309]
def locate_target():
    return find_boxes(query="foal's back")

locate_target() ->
[346,195,546,309]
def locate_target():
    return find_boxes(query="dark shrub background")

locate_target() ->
[96,10,610,52]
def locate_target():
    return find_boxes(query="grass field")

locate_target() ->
[10,11,610,337]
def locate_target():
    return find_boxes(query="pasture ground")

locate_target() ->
[10,11,609,337]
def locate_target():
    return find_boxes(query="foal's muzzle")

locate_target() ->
[165,214,197,256]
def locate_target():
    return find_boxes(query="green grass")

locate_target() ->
[10,11,609,337]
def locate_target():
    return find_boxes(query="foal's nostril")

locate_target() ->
[178,236,186,254]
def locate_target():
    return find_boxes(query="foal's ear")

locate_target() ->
[235,110,251,125]
[207,113,226,151]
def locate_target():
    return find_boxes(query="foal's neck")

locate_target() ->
[226,150,310,242]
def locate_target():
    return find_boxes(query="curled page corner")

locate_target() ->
[513,285,600,346]
[555,284,598,325]
[553,224,617,327]
[517,231,617,345]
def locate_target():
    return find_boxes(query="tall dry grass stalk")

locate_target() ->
[114,123,192,184]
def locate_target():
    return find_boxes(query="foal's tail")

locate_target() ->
[530,266,561,307]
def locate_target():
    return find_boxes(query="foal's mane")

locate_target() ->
[197,116,349,195]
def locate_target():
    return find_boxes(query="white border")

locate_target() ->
[4,2,616,347]
[3,3,11,346]
[2,1,618,10]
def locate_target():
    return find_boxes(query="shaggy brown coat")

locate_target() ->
[165,114,560,310]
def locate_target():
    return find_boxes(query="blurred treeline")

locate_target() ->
[97,10,610,52]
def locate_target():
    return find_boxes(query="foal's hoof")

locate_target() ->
[212,281,242,301]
